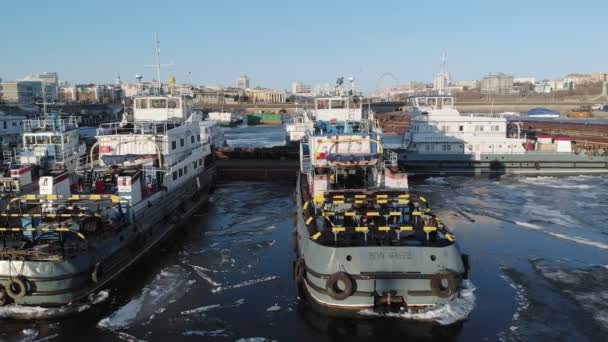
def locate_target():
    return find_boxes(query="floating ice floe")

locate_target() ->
[211,276,279,294]
[545,232,608,250]
[499,268,530,333]
[266,304,281,312]
[0,290,109,320]
[97,265,192,331]
[533,259,608,330]
[18,328,39,342]
[514,221,543,230]
[424,177,450,185]
[180,299,246,317]
[191,264,222,287]
[182,329,228,337]
[235,338,277,342]
[116,331,147,342]
[359,280,476,325]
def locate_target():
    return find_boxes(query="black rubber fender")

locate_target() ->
[430,272,457,298]
[292,231,299,253]
[326,272,355,301]
[92,262,103,284]
[294,257,306,283]
[6,276,29,299]
[0,285,9,305]
[462,254,471,279]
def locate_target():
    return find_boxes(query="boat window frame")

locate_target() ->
[136,98,148,109]
[168,98,179,109]
[316,99,330,110]
[150,98,167,109]
[331,100,346,109]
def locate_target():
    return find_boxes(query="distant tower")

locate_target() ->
[237,75,250,89]
[433,51,451,94]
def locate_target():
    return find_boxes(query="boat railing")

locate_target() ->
[19,144,81,164]
[383,149,398,168]
[97,121,181,136]
[23,116,79,133]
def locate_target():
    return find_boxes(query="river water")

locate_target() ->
[2,126,608,341]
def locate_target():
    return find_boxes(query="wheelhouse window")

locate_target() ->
[191,136,195,144]
[168,99,179,109]
[150,99,167,109]
[173,171,177,180]
[178,169,183,177]
[316,99,329,109]
[136,99,148,109]
[51,135,62,144]
[180,138,185,147]
[172,141,177,150]
[37,136,50,144]
[330,100,345,109]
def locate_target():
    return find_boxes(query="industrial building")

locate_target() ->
[480,73,515,94]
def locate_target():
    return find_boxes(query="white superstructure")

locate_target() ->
[19,115,86,174]
[94,94,214,194]
[405,96,526,159]
[313,95,364,122]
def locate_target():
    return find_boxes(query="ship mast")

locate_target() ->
[154,33,162,95]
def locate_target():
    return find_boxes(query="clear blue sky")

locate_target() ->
[1,0,606,91]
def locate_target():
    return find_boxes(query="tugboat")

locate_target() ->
[294,119,470,312]
[0,91,217,308]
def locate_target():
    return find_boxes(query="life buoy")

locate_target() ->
[294,258,306,283]
[430,272,457,298]
[6,276,29,299]
[326,272,354,301]
[92,262,103,284]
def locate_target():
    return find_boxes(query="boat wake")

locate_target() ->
[359,280,476,325]
[0,290,109,320]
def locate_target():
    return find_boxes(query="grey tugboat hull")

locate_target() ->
[0,167,216,308]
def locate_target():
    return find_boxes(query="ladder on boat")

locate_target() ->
[82,170,93,189]
[300,142,312,174]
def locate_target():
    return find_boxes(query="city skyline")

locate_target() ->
[1,0,607,91]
